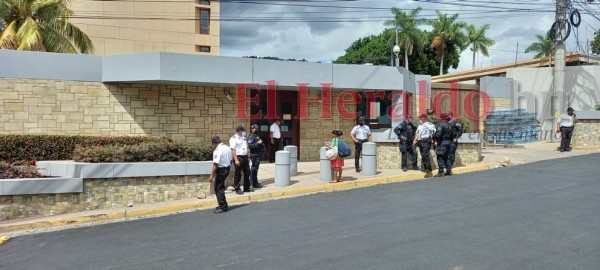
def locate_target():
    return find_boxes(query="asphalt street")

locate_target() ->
[2,153,600,270]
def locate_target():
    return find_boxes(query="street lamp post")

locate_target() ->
[393,25,400,67]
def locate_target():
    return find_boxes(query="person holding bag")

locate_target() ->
[326,129,345,183]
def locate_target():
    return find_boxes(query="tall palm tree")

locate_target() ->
[429,11,467,75]
[525,32,555,67]
[385,7,427,72]
[0,0,94,53]
[465,24,495,70]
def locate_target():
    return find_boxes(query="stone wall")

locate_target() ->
[0,78,247,144]
[377,141,481,170]
[571,120,600,147]
[0,175,214,221]
[299,90,356,161]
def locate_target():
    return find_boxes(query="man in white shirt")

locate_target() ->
[209,136,232,214]
[230,125,251,194]
[269,119,282,163]
[557,107,578,152]
[350,116,372,172]
[413,113,436,173]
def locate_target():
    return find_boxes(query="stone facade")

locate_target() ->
[376,141,481,170]
[0,175,213,221]
[571,120,600,147]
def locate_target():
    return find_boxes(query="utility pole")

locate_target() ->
[514,42,519,67]
[551,0,568,142]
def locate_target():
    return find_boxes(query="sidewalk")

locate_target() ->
[2,141,599,236]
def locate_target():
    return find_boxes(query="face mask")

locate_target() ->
[359,123,364,126]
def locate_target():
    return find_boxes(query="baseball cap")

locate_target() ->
[251,124,259,129]
[419,113,428,120]
[235,125,245,132]
[211,136,221,144]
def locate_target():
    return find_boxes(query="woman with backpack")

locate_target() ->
[326,129,345,183]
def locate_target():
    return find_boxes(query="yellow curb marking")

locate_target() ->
[0,235,9,245]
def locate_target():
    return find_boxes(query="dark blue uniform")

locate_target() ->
[434,121,455,177]
[394,121,419,171]
[448,118,463,166]
[247,132,265,188]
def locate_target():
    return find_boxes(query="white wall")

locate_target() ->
[506,65,600,132]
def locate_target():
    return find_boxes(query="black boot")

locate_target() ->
[413,166,420,171]
[435,170,445,177]
[444,170,452,176]
[402,167,408,172]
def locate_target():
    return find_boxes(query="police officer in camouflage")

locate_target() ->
[447,112,463,166]
[433,113,455,177]
[394,114,419,172]
[247,124,264,189]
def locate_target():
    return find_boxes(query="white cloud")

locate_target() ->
[220,0,600,72]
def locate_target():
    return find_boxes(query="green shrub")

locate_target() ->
[595,103,600,111]
[73,142,214,163]
[0,135,170,162]
[427,114,471,133]
[0,162,42,179]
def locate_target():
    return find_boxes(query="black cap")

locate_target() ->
[235,125,245,132]
[211,136,221,144]
[251,124,259,129]
[567,107,574,112]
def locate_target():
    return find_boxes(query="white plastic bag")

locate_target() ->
[325,148,338,160]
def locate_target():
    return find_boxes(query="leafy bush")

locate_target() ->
[427,114,471,133]
[0,135,170,163]
[595,103,600,111]
[0,162,42,179]
[73,142,214,163]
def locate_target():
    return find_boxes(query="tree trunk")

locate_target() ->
[404,49,409,72]
[548,53,552,67]
[439,50,445,75]
[472,46,476,70]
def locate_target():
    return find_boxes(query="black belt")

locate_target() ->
[217,166,230,169]
[560,126,573,128]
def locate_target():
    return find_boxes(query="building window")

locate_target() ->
[198,9,210,34]
[356,91,397,128]
[197,0,209,5]
[196,46,211,53]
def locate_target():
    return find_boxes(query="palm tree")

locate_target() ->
[525,32,555,67]
[385,7,427,72]
[429,11,467,75]
[465,24,495,70]
[0,0,94,53]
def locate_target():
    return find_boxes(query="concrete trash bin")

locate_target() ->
[362,142,377,176]
[320,147,333,181]
[275,150,291,187]
[284,145,298,176]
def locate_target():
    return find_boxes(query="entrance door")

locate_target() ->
[250,90,300,161]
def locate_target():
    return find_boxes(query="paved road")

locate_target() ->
[2,154,600,270]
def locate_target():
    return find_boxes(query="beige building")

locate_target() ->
[69,0,220,55]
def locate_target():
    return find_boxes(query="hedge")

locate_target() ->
[0,135,170,162]
[0,161,42,179]
[73,142,214,163]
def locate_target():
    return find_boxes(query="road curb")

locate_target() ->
[573,146,600,151]
[0,162,500,234]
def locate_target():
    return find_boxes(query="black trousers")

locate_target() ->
[355,139,368,169]
[250,153,262,186]
[400,141,418,169]
[418,141,432,172]
[449,142,458,166]
[215,167,230,210]
[436,141,452,172]
[234,155,251,191]
[560,126,574,151]
[269,138,281,162]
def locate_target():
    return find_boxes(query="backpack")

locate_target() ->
[337,139,352,158]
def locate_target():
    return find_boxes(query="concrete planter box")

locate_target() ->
[0,177,83,195]
[36,160,214,178]
[372,129,481,144]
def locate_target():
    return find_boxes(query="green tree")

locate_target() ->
[0,0,94,53]
[591,30,600,55]
[429,11,467,75]
[524,31,554,66]
[335,29,461,76]
[385,7,427,72]
[465,24,495,70]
